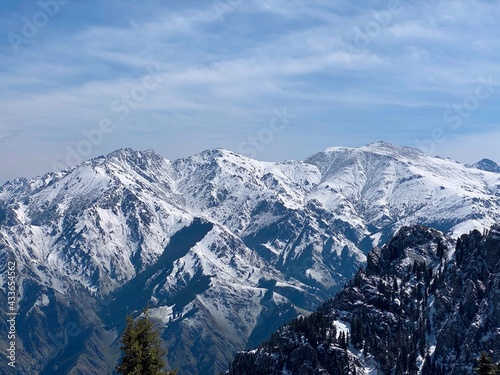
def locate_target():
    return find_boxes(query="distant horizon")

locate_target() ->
[1,1,499,183]
[2,140,497,185]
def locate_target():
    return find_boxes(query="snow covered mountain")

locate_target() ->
[1,142,500,374]
[228,224,500,374]
[471,158,500,173]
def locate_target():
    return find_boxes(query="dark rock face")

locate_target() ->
[472,159,500,173]
[228,225,500,375]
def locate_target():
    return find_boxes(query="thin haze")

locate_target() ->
[0,0,499,184]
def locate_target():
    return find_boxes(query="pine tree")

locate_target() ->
[116,308,176,375]
[475,352,499,375]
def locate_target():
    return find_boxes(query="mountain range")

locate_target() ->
[1,141,499,374]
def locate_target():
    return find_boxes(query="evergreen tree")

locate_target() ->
[116,308,176,375]
[475,352,499,375]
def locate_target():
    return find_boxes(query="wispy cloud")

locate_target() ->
[0,0,499,183]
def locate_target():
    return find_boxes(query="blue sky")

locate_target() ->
[1,0,499,183]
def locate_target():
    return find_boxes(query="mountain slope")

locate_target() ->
[471,158,500,173]
[228,224,500,374]
[306,142,500,238]
[1,142,500,374]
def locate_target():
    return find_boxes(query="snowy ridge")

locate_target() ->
[306,141,500,238]
[1,142,500,374]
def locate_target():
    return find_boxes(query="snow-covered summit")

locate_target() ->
[321,140,424,160]
[471,158,500,173]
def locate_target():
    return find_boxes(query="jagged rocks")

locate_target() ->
[228,225,500,375]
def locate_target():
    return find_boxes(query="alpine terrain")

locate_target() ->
[1,141,499,374]
[228,224,500,374]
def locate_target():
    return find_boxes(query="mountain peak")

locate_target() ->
[177,148,254,167]
[104,148,168,173]
[360,141,425,158]
[313,141,425,161]
[106,147,162,160]
[471,158,500,173]
[363,140,420,150]
[198,147,239,158]
[198,147,243,158]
